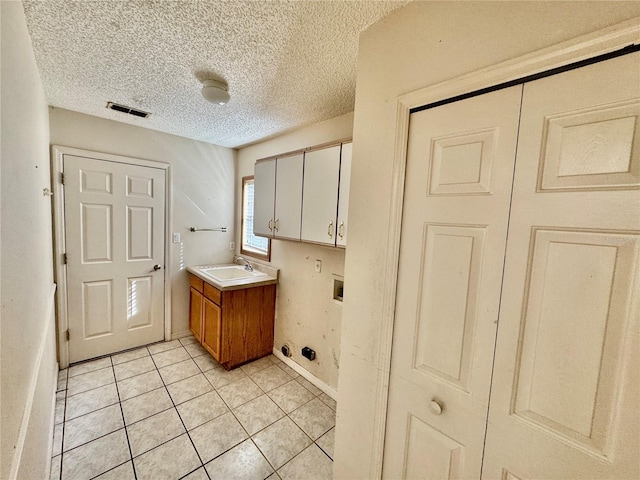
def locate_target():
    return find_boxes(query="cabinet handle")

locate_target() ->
[275,219,279,232]
[338,221,344,239]
[328,220,334,239]
[268,219,273,231]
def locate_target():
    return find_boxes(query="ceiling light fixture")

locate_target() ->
[201,79,230,105]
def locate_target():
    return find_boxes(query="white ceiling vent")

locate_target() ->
[106,102,151,118]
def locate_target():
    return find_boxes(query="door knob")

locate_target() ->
[429,399,443,416]
[153,264,162,271]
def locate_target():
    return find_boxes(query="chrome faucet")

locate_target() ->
[235,256,253,271]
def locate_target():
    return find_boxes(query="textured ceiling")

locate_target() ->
[22,0,408,148]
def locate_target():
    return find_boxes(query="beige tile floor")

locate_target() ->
[51,336,336,480]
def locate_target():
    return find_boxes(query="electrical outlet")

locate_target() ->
[229,242,235,251]
[172,233,181,243]
[314,259,322,273]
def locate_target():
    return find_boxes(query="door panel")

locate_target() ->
[483,52,640,479]
[81,203,112,262]
[65,155,166,362]
[82,280,113,338]
[127,276,153,329]
[127,206,153,260]
[383,85,523,479]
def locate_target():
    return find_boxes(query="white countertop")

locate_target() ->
[186,263,279,291]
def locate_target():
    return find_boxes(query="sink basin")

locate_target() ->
[199,265,267,282]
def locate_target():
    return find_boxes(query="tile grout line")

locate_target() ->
[148,346,213,480]
[110,353,139,480]
[57,368,68,480]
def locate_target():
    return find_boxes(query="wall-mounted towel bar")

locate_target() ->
[189,227,227,233]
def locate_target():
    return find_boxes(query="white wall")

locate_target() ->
[237,112,353,389]
[49,108,236,339]
[1,1,58,478]
[334,2,640,478]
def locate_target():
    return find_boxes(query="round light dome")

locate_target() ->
[201,79,230,105]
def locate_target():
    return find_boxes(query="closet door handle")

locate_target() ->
[328,221,334,239]
[429,399,443,416]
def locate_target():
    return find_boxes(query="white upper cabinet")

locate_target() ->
[301,145,341,245]
[336,142,352,247]
[253,153,303,241]
[274,153,303,240]
[253,141,351,247]
[253,159,276,238]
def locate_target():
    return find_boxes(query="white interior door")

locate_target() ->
[383,85,523,479]
[483,52,640,480]
[64,155,166,363]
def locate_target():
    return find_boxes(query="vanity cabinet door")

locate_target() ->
[202,296,222,362]
[301,145,341,245]
[188,287,203,342]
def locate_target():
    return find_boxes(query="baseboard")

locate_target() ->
[8,284,58,480]
[272,347,337,400]
[171,329,193,341]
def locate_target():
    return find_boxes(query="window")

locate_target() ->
[241,176,271,261]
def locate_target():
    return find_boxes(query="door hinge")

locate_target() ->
[60,172,65,185]
[65,329,70,341]
[63,253,67,264]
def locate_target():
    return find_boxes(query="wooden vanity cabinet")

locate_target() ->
[188,273,276,370]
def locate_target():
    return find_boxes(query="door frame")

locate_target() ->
[372,18,640,478]
[51,145,173,369]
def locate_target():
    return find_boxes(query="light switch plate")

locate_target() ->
[315,259,322,273]
[172,233,181,243]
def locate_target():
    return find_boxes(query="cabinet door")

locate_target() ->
[336,142,352,247]
[254,159,276,238]
[189,287,203,342]
[274,153,303,240]
[202,297,222,362]
[301,145,341,245]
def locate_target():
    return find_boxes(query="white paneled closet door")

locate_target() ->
[383,85,523,479]
[482,52,640,480]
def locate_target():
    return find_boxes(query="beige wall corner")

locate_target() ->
[333,1,640,478]
[1,1,58,478]
[237,112,353,389]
